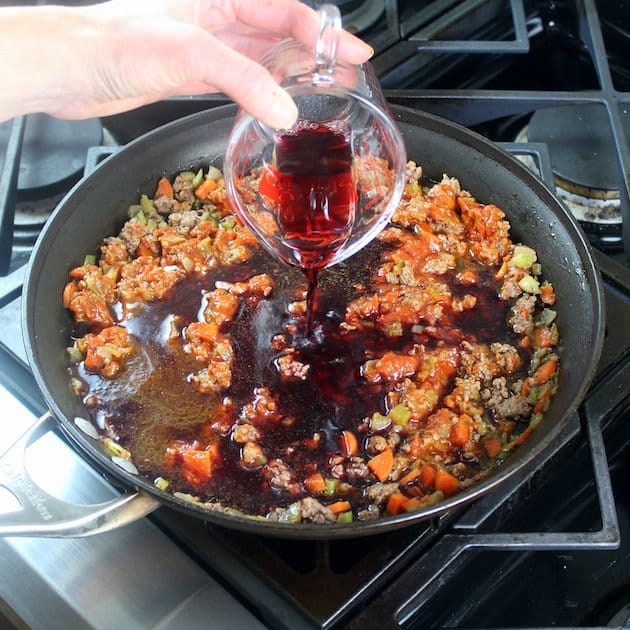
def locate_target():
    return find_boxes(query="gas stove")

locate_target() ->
[1,1,629,628]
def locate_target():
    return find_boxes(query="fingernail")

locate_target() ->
[267,92,298,130]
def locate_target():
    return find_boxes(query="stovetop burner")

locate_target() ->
[0,114,102,226]
[511,103,626,251]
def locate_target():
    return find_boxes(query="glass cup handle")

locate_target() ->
[314,4,342,84]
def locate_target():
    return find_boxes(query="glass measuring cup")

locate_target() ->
[223,4,406,271]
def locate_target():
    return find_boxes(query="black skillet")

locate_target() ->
[10,104,604,538]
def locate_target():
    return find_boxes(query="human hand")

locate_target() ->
[0,0,373,128]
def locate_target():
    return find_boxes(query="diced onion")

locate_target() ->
[74,416,98,440]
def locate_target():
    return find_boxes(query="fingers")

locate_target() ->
[187,34,299,128]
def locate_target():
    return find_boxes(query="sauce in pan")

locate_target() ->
[64,163,560,525]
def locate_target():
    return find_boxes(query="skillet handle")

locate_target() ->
[0,412,160,537]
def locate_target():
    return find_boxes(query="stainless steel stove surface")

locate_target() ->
[1,1,629,628]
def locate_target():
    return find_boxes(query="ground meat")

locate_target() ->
[173,175,195,202]
[300,497,337,524]
[232,422,261,444]
[406,161,423,184]
[154,195,179,215]
[495,395,531,419]
[364,482,399,506]
[509,294,537,334]
[357,505,381,521]
[204,288,239,329]
[242,387,282,425]
[345,457,370,482]
[460,342,500,383]
[276,353,310,381]
[118,220,154,258]
[262,460,301,496]
[481,377,510,408]
[190,362,232,393]
[366,435,389,455]
[101,236,129,265]
[216,273,274,298]
[491,343,522,373]
[168,210,205,232]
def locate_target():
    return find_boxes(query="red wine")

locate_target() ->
[259,123,358,330]
[261,123,357,271]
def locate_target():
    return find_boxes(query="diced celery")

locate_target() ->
[206,165,223,181]
[66,345,84,363]
[178,170,196,182]
[140,194,154,214]
[324,478,339,496]
[370,412,391,432]
[511,244,537,269]
[279,501,302,523]
[539,308,557,325]
[337,511,353,524]
[518,274,540,294]
[154,477,170,491]
[83,254,96,266]
[134,210,147,225]
[192,168,204,189]
[385,321,403,337]
[128,204,142,218]
[389,404,411,426]
[219,216,236,230]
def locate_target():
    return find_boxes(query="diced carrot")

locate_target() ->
[494,261,509,280]
[136,238,157,258]
[519,335,531,350]
[304,472,326,494]
[457,270,479,285]
[420,463,436,489]
[482,437,502,458]
[386,492,408,515]
[534,386,553,413]
[401,497,425,513]
[195,178,218,201]
[540,284,556,305]
[154,176,173,199]
[62,282,76,308]
[367,447,394,482]
[328,500,352,515]
[514,426,533,446]
[434,469,459,497]
[534,327,554,348]
[340,430,359,457]
[180,449,213,485]
[520,377,532,398]
[186,322,219,343]
[533,358,558,385]
[398,467,422,486]
[449,417,471,447]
